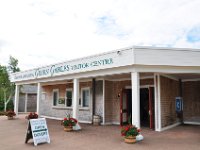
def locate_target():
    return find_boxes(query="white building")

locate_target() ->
[11,46,200,131]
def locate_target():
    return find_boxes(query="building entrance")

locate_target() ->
[120,87,154,129]
[140,87,154,129]
[120,89,132,126]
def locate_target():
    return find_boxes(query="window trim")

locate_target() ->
[52,89,59,106]
[65,88,73,108]
[81,87,90,108]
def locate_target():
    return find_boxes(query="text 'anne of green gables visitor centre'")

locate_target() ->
[11,46,200,131]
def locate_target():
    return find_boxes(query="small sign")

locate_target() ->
[25,118,50,146]
[175,97,183,112]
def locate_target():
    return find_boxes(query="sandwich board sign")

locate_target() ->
[25,118,50,146]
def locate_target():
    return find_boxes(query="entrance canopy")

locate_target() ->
[10,46,200,84]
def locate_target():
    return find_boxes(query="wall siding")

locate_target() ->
[183,81,200,120]
[95,80,103,122]
[18,94,25,112]
[40,78,154,124]
[105,80,132,124]
[40,82,94,122]
[160,76,179,127]
[19,93,37,112]
[104,79,154,124]
[40,84,71,118]
[140,78,154,86]
[27,94,37,112]
[105,81,113,123]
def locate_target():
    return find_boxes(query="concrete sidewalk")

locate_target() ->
[0,115,199,150]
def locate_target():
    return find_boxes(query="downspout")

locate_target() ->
[179,79,184,124]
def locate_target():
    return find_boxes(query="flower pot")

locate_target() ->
[7,116,14,120]
[64,126,73,132]
[124,136,136,144]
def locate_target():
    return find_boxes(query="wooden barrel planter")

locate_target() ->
[93,115,101,125]
[64,126,73,132]
[7,116,14,120]
[124,136,136,144]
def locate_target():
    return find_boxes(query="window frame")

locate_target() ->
[52,89,59,106]
[81,87,90,108]
[65,88,73,108]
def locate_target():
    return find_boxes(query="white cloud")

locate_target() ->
[0,0,200,70]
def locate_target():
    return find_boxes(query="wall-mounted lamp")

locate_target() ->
[117,92,121,98]
[117,50,122,55]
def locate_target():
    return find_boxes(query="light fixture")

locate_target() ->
[117,50,121,55]
[117,92,121,98]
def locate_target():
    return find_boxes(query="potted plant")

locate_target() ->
[121,125,141,144]
[5,110,16,120]
[61,115,78,132]
[26,112,38,120]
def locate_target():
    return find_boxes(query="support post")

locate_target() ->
[131,72,140,128]
[92,78,96,115]
[154,74,161,131]
[102,79,105,125]
[157,75,161,131]
[36,83,41,115]
[73,78,79,119]
[14,84,19,116]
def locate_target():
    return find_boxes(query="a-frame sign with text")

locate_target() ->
[25,118,50,146]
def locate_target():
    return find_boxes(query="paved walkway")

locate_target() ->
[0,115,199,150]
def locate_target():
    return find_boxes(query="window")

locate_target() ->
[53,89,59,106]
[81,88,90,108]
[66,89,73,107]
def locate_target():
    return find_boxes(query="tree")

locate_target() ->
[0,65,12,111]
[7,56,20,73]
[0,56,20,111]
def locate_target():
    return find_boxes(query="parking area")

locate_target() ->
[0,115,199,150]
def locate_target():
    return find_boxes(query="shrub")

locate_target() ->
[5,110,16,117]
[0,111,6,116]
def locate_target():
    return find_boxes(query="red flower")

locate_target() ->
[121,133,125,136]
[27,112,38,119]
[125,126,129,131]
[121,125,140,137]
[62,115,78,127]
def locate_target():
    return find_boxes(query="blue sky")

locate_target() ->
[187,26,200,43]
[0,0,200,70]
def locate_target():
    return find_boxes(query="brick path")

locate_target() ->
[0,115,199,150]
